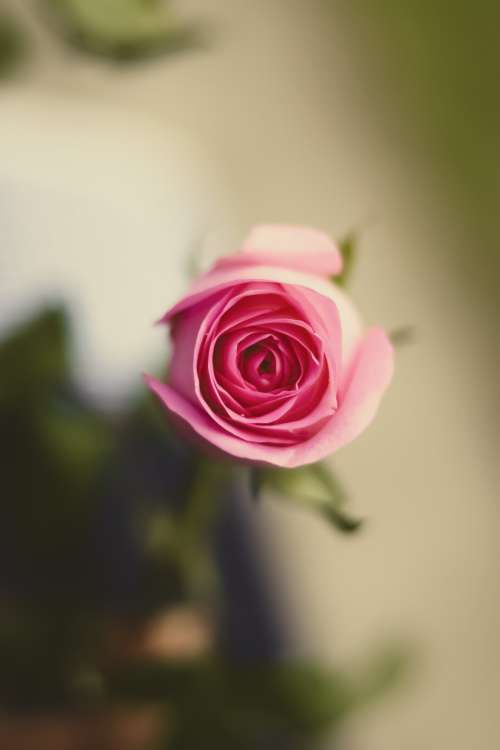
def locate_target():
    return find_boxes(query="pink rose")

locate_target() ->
[146,225,393,468]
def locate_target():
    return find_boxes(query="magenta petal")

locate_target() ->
[216,373,291,408]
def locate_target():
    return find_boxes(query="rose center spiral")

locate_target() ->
[237,337,296,392]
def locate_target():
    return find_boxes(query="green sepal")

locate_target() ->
[333,231,357,287]
[259,462,362,534]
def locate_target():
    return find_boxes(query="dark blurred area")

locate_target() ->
[0,305,402,749]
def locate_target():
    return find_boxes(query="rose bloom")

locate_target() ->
[146,225,393,468]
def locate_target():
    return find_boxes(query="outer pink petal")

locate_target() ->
[213,224,343,278]
[168,303,208,403]
[159,264,362,363]
[145,374,300,465]
[289,328,394,466]
[168,287,236,403]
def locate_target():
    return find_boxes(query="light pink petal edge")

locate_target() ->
[214,224,343,278]
[292,328,394,465]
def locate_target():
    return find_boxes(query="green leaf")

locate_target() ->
[334,231,357,287]
[260,462,362,534]
[43,0,203,62]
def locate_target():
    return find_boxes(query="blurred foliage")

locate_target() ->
[0,306,206,708]
[331,0,500,310]
[0,0,201,75]
[259,462,362,533]
[0,603,107,709]
[0,308,109,574]
[0,307,188,700]
[108,644,409,749]
[42,0,202,62]
[144,456,233,601]
[0,11,28,78]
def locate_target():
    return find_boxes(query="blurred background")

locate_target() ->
[0,1,499,748]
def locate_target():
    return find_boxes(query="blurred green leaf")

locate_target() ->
[43,0,202,62]
[39,401,113,499]
[260,462,362,534]
[352,642,411,709]
[0,12,28,79]
[109,660,351,747]
[108,648,411,749]
[0,307,113,558]
[334,232,357,287]
[0,307,68,406]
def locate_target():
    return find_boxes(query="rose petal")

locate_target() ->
[145,374,304,462]
[290,328,394,465]
[160,265,362,363]
[213,224,343,278]
[168,289,232,403]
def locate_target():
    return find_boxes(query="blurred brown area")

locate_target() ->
[0,709,162,750]
[0,606,210,750]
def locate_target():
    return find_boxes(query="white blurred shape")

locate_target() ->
[0,88,230,405]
